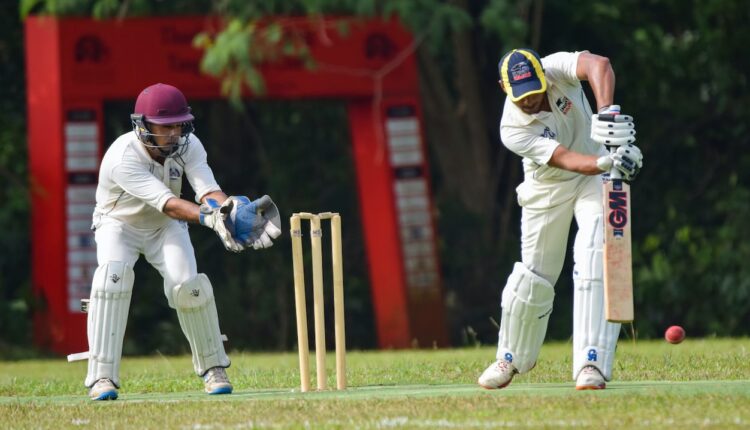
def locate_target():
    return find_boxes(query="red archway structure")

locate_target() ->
[25,16,449,354]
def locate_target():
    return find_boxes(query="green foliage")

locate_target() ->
[479,0,528,48]
[20,0,213,19]
[382,1,471,53]
[191,0,471,104]
[549,0,750,337]
[194,19,317,104]
[19,0,42,18]
[0,0,31,353]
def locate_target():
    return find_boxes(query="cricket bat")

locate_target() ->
[601,117,634,323]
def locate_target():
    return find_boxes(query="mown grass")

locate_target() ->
[1,338,749,429]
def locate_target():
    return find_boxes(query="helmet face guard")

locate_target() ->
[131,114,194,158]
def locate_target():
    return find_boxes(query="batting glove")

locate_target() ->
[596,143,644,181]
[591,104,637,146]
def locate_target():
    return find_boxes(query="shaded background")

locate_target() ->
[2,0,749,357]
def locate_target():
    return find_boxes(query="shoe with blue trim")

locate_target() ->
[89,378,118,400]
[203,367,233,395]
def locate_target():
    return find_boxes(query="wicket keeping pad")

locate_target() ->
[84,261,134,387]
[173,274,231,375]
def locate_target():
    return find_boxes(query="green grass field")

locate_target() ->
[1,338,749,429]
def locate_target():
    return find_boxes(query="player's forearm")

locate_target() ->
[548,145,603,175]
[163,190,230,222]
[162,197,201,223]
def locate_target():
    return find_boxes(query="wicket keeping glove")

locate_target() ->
[199,198,245,253]
[226,195,282,250]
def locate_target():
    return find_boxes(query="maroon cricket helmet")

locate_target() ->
[133,83,194,125]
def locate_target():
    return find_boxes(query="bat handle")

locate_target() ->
[605,144,624,180]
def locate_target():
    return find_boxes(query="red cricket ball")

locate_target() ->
[665,325,686,344]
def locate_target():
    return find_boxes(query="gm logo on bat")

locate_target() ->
[608,182,628,237]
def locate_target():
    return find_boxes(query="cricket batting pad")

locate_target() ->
[496,262,555,373]
[173,274,230,375]
[572,213,620,381]
[85,261,134,387]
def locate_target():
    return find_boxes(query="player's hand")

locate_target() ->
[227,195,282,250]
[596,144,643,181]
[199,198,245,253]
[591,105,636,146]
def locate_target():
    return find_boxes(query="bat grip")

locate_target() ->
[605,144,626,181]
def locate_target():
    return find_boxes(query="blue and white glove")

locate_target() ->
[226,195,282,250]
[199,198,244,253]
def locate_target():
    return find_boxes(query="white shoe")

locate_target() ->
[576,365,606,390]
[478,359,517,389]
[89,378,118,400]
[203,367,233,395]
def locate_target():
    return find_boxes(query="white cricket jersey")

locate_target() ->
[500,51,609,208]
[93,132,221,229]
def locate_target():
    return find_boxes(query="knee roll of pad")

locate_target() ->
[85,261,134,387]
[497,262,555,373]
[173,274,230,375]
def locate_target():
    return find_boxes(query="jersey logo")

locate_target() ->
[541,126,556,139]
[555,96,572,114]
[169,167,182,180]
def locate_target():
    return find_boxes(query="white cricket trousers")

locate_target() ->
[94,216,197,308]
[520,175,601,284]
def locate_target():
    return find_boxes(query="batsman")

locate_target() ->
[80,83,281,400]
[478,49,643,390]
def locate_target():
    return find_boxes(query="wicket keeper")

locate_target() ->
[82,83,281,400]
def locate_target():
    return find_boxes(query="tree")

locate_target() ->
[0,0,32,356]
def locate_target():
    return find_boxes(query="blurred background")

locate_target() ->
[2,0,749,358]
